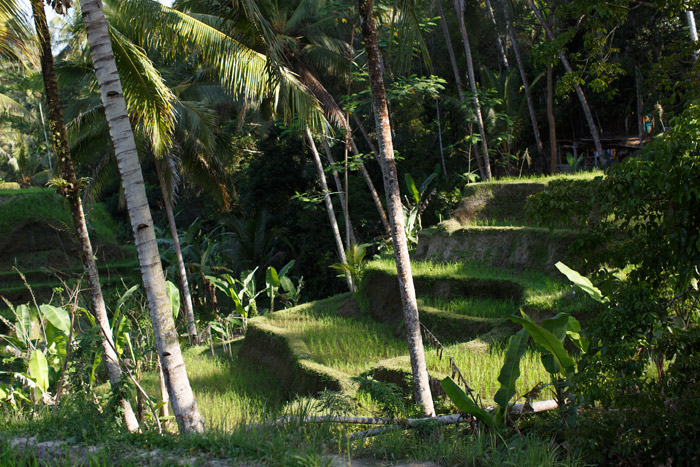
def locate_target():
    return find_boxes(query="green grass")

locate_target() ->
[425,341,551,405]
[420,296,517,319]
[255,292,557,405]
[367,258,575,309]
[0,188,119,243]
[261,298,408,375]
[0,187,46,196]
[483,169,604,184]
[141,344,287,430]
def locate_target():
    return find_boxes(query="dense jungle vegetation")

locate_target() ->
[1,0,699,464]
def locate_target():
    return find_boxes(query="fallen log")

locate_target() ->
[246,400,559,431]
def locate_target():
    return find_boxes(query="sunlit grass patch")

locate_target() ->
[141,344,286,430]
[425,341,551,405]
[420,296,517,319]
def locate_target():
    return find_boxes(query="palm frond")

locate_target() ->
[108,23,176,156]
[107,0,327,133]
[0,92,33,120]
[284,0,322,35]
[389,0,432,75]
[0,0,37,66]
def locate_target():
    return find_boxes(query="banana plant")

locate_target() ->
[330,242,371,290]
[208,267,262,322]
[402,171,438,245]
[265,260,300,312]
[0,299,72,407]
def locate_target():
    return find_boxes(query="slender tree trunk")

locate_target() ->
[155,160,197,342]
[528,0,604,157]
[455,0,492,180]
[78,0,204,433]
[157,358,171,430]
[436,98,447,176]
[358,0,435,417]
[295,62,391,236]
[305,128,354,292]
[500,0,545,161]
[321,139,357,245]
[483,0,509,69]
[687,10,699,61]
[30,0,139,433]
[348,137,391,235]
[547,65,558,173]
[434,0,486,178]
[635,66,644,144]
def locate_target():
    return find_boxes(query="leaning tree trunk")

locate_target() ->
[30,0,139,433]
[434,0,486,179]
[78,0,204,433]
[687,10,699,61]
[528,0,604,157]
[547,65,558,173]
[635,66,644,144]
[358,0,435,417]
[155,159,197,342]
[305,128,354,292]
[483,0,509,69]
[500,0,545,161]
[295,62,392,236]
[321,139,357,245]
[455,0,492,180]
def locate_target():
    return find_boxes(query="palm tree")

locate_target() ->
[193,0,392,235]
[358,0,434,417]
[29,0,139,432]
[454,0,492,180]
[76,0,329,432]
[77,0,202,433]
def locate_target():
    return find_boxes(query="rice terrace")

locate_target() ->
[1,0,699,465]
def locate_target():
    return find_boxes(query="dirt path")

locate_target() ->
[4,436,440,466]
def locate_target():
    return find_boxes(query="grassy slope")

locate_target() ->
[0,188,119,243]
[141,344,287,430]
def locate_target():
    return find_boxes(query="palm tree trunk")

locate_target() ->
[454,0,492,180]
[358,0,435,417]
[30,0,139,433]
[321,139,357,245]
[483,0,509,69]
[295,62,391,236]
[528,0,605,157]
[305,128,354,292]
[436,98,447,176]
[347,137,391,235]
[155,160,197,343]
[78,0,204,433]
[547,65,558,173]
[687,10,699,61]
[434,0,486,179]
[635,66,644,144]
[500,0,545,161]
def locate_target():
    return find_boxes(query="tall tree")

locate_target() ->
[500,0,545,162]
[305,128,354,292]
[527,0,604,157]
[454,0,492,180]
[433,0,485,178]
[358,0,434,417]
[29,0,139,432]
[77,0,205,433]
